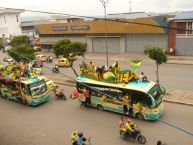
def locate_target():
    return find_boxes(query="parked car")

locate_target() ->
[3,57,14,64]
[55,58,71,67]
[34,46,41,52]
[36,55,47,62]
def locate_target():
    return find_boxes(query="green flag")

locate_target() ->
[130,59,143,70]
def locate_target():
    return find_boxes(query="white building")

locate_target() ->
[0,8,24,38]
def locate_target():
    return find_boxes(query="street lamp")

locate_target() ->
[99,0,109,67]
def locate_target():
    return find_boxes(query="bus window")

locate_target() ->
[131,91,151,108]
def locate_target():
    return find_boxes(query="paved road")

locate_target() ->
[0,86,193,145]
[42,58,193,91]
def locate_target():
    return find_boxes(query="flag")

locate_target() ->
[70,88,79,99]
[130,59,143,70]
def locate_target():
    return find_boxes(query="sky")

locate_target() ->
[0,0,193,17]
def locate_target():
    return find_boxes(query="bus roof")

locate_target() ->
[77,76,156,94]
[20,77,43,84]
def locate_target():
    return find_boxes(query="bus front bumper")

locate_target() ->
[29,95,49,106]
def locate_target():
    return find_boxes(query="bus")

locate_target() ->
[0,76,50,106]
[76,76,166,120]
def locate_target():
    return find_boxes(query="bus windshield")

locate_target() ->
[148,84,161,107]
[28,80,47,96]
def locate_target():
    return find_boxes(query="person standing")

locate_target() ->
[88,61,94,70]
[122,93,130,114]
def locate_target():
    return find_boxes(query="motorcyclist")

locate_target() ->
[71,130,78,145]
[53,65,59,72]
[53,85,66,100]
[118,117,125,135]
[124,119,137,136]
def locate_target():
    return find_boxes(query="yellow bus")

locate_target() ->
[76,75,166,120]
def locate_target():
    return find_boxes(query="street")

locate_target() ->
[0,86,193,145]
[42,57,193,91]
[0,51,193,145]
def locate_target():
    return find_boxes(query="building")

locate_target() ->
[0,8,24,38]
[168,11,193,56]
[36,17,168,53]
[107,12,150,19]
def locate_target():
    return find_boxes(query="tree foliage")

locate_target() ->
[145,46,167,84]
[8,46,35,62]
[53,39,87,76]
[11,35,31,47]
[53,39,71,57]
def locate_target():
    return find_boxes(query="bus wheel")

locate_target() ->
[97,104,104,111]
[136,113,145,120]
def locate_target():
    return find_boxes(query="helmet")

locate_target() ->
[78,131,83,137]
[127,118,132,123]
[72,130,78,135]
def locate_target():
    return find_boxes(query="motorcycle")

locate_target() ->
[52,67,59,73]
[54,91,67,100]
[46,57,53,63]
[120,127,146,144]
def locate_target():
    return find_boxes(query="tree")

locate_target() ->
[52,39,71,57]
[65,42,86,76]
[145,46,167,85]
[53,39,87,76]
[11,35,31,47]
[8,46,35,62]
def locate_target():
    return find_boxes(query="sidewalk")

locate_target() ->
[45,75,193,106]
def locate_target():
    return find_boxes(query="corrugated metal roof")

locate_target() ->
[173,11,193,20]
[36,18,167,35]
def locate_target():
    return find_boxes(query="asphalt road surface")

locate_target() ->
[0,86,193,145]
[42,58,193,91]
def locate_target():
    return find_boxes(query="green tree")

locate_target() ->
[8,46,35,62]
[53,39,87,76]
[11,35,30,47]
[65,42,86,76]
[52,39,71,57]
[145,46,167,85]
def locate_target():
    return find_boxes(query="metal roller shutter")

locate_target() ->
[126,34,168,53]
[176,37,193,56]
[93,37,120,53]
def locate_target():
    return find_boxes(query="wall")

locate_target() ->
[0,13,22,38]
[168,22,177,55]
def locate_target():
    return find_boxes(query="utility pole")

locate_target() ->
[129,1,131,13]
[100,0,109,67]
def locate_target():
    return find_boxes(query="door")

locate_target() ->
[92,37,120,53]
[176,37,193,56]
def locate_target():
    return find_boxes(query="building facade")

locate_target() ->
[36,17,168,53]
[0,8,23,38]
[168,11,193,56]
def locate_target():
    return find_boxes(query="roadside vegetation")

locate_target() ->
[53,39,86,76]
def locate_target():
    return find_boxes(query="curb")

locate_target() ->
[53,80,193,107]
[163,99,193,106]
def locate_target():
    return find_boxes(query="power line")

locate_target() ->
[0,6,190,32]
[5,49,193,137]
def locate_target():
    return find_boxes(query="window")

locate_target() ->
[16,15,19,23]
[4,16,6,24]
[187,22,193,34]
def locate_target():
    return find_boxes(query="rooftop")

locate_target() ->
[0,8,24,14]
[172,11,193,20]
